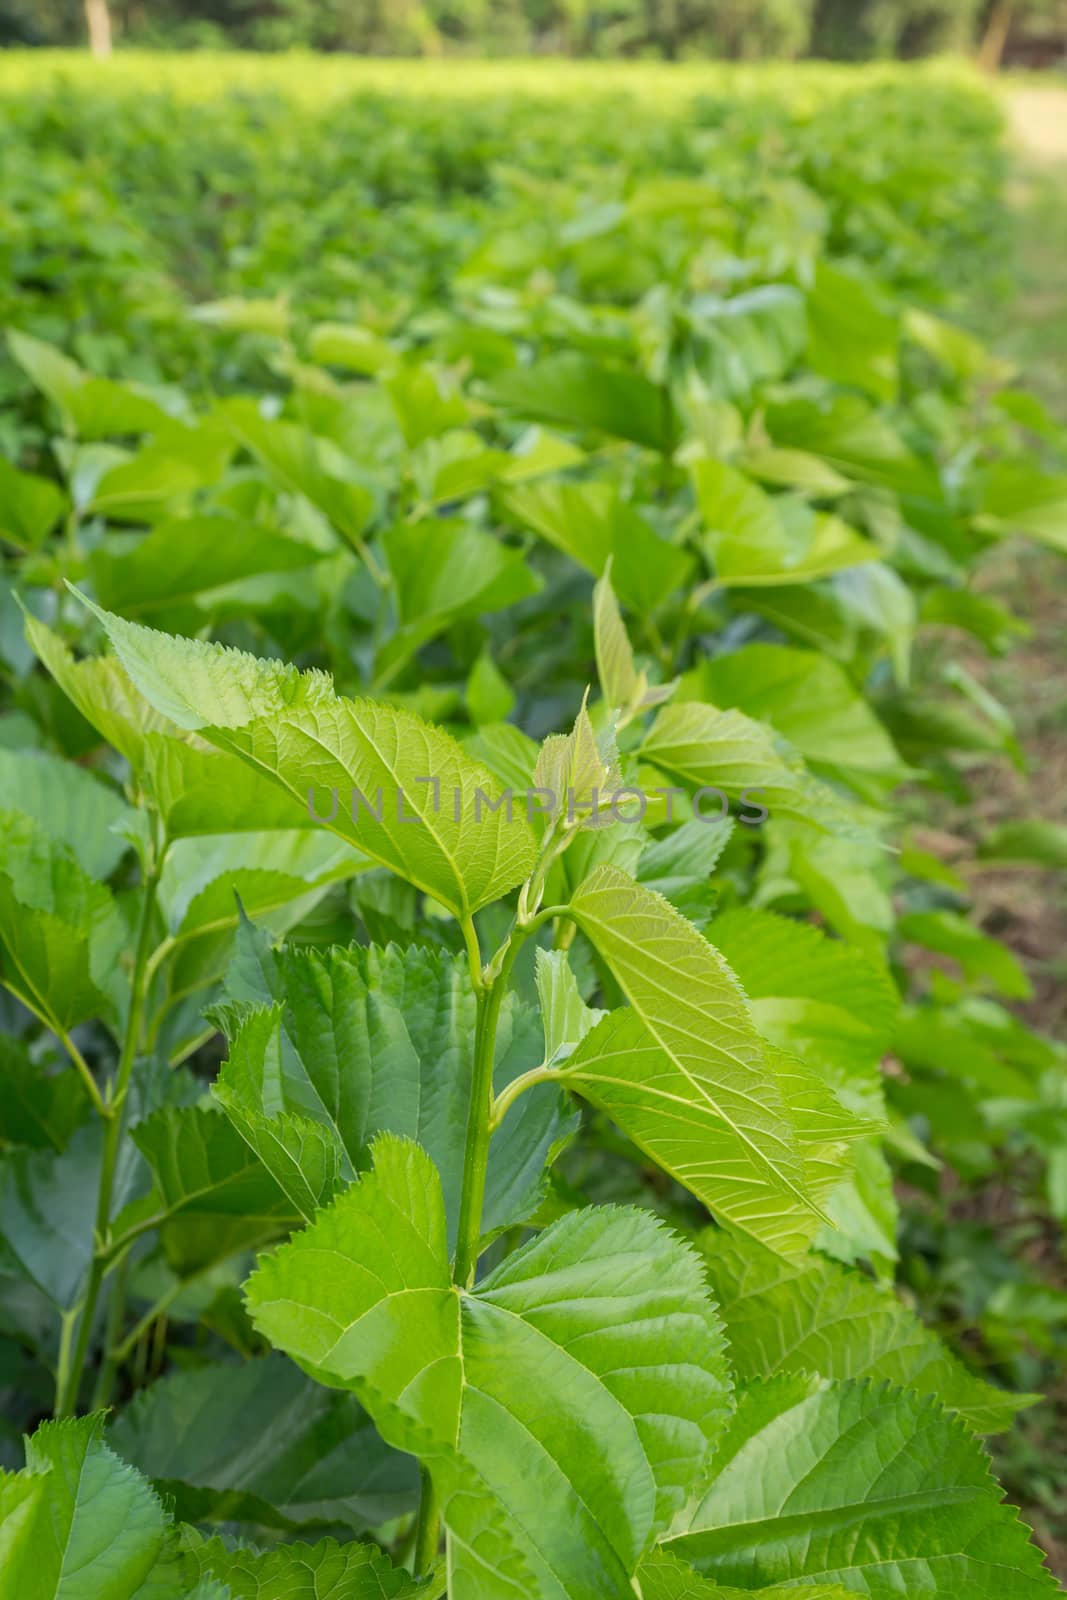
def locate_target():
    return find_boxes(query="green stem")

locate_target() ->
[452,969,510,1290]
[489,1064,561,1133]
[90,1253,129,1410]
[412,1465,440,1578]
[54,841,165,1418]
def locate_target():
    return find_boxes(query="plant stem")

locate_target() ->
[412,1465,440,1578]
[489,1064,560,1132]
[452,967,509,1289]
[54,842,164,1417]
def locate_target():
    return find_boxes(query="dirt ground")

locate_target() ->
[942,84,1067,1573]
[1004,85,1067,163]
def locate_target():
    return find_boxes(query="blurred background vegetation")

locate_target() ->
[5,0,1067,69]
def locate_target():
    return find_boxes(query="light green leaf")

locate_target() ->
[3,1413,174,1600]
[379,514,540,673]
[639,1549,851,1600]
[904,307,1009,386]
[742,447,851,498]
[699,1229,1031,1434]
[246,1136,731,1599]
[666,1374,1059,1597]
[806,260,898,401]
[0,810,126,1031]
[23,612,181,770]
[143,735,324,838]
[680,645,901,779]
[0,748,132,879]
[89,515,325,618]
[0,456,67,551]
[119,1105,303,1274]
[691,284,806,398]
[386,361,469,447]
[216,931,577,1248]
[978,819,1067,869]
[486,352,678,453]
[977,464,1067,553]
[157,831,364,939]
[466,651,516,727]
[641,701,866,834]
[705,907,897,1114]
[497,478,693,613]
[899,910,1031,1001]
[692,460,878,587]
[309,322,396,375]
[593,562,675,722]
[637,817,733,925]
[71,597,538,918]
[191,296,289,336]
[535,947,605,1063]
[109,1354,418,1532]
[223,400,373,547]
[181,1530,429,1599]
[561,866,840,1255]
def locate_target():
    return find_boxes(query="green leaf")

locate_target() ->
[0,1122,104,1308]
[742,447,851,498]
[486,352,678,453]
[535,947,605,1063]
[0,747,133,879]
[978,819,1067,869]
[0,810,126,1031]
[143,735,326,838]
[192,295,289,336]
[561,866,851,1255]
[87,439,229,521]
[705,908,897,1115]
[181,1530,429,1599]
[639,1549,851,1600]
[806,261,898,401]
[766,394,940,499]
[379,514,540,673]
[666,1374,1059,1597]
[904,308,1009,386]
[691,460,877,587]
[637,817,733,925]
[246,1135,731,1599]
[0,1037,85,1151]
[680,646,901,780]
[3,1413,175,1600]
[466,651,516,726]
[977,464,1067,553]
[698,1229,1031,1434]
[920,586,1029,657]
[109,1354,418,1532]
[309,322,396,375]
[23,612,181,771]
[0,456,66,551]
[899,911,1031,1001]
[72,597,538,918]
[223,400,373,548]
[691,284,807,398]
[641,701,866,834]
[497,478,693,613]
[216,931,577,1248]
[386,361,469,447]
[157,831,363,939]
[89,515,326,619]
[593,562,675,721]
[119,1106,303,1274]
